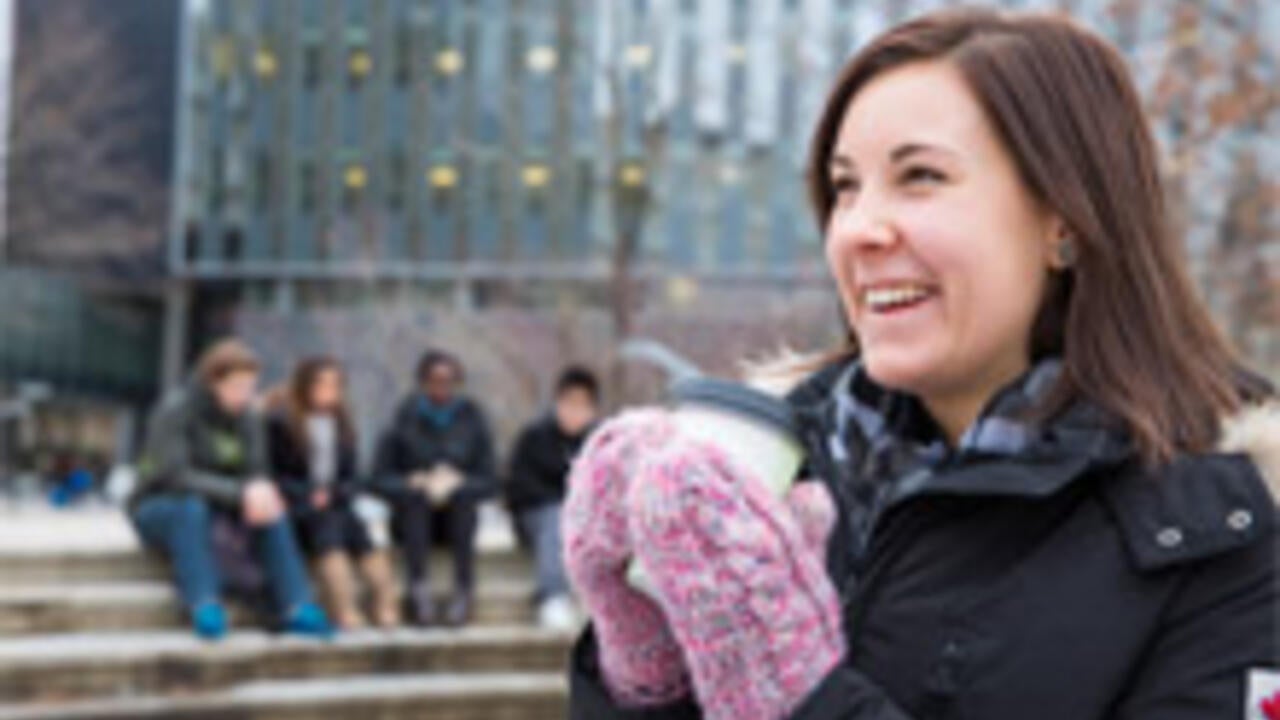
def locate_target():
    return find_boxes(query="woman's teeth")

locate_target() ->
[862,285,934,312]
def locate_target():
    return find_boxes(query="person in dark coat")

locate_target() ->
[266,356,400,629]
[373,349,497,627]
[128,339,332,641]
[506,366,600,630]
[561,9,1279,719]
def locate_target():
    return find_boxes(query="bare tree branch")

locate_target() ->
[4,0,165,270]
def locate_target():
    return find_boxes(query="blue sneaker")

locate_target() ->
[191,602,228,641]
[283,602,334,640]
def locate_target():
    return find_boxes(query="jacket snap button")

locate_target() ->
[1155,527,1184,548]
[1227,509,1253,532]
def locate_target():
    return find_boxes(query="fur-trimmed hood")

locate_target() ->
[1219,399,1280,504]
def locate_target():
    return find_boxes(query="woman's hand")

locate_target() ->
[408,470,433,494]
[427,464,465,506]
[242,478,285,526]
[626,435,847,720]
[311,488,330,510]
[564,409,693,707]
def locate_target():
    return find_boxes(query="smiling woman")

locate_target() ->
[565,7,1279,720]
[805,9,1253,464]
[821,58,1060,446]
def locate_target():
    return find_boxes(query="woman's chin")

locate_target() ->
[862,349,941,395]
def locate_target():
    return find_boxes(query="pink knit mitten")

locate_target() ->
[563,410,692,707]
[626,434,846,720]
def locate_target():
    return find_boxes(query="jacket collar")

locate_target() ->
[758,353,1279,572]
[1103,400,1280,571]
[905,398,1134,502]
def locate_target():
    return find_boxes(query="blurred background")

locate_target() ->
[0,1,1275,716]
[0,0,1277,487]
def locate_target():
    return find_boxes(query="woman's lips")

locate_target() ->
[860,283,940,314]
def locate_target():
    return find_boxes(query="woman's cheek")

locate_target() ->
[824,237,859,316]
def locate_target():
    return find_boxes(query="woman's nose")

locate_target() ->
[827,203,896,251]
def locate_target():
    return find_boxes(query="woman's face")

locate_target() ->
[423,362,459,405]
[309,367,343,412]
[824,60,1062,405]
[212,370,258,415]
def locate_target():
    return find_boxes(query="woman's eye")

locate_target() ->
[901,166,945,185]
[831,177,860,196]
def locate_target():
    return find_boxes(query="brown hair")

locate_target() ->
[284,356,357,451]
[804,8,1250,466]
[195,339,261,387]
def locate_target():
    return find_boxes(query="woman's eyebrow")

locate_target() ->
[830,142,956,173]
[828,154,855,172]
[889,142,955,163]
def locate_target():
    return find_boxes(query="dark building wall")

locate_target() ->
[16,0,177,184]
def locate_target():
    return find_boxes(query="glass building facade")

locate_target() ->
[0,269,160,400]
[169,0,891,286]
[169,0,1280,374]
[172,0,1198,285]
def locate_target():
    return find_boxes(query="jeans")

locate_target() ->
[519,502,569,603]
[131,494,314,616]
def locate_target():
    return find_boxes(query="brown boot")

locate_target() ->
[314,552,367,630]
[357,551,401,628]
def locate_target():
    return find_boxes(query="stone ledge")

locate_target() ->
[0,580,544,635]
[0,627,577,704]
[0,547,532,585]
[0,671,568,720]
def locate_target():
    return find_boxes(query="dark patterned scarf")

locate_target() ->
[824,357,1065,563]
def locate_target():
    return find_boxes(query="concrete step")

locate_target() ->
[0,548,532,585]
[0,626,577,705]
[0,580,542,635]
[0,671,567,719]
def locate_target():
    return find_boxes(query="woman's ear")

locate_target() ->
[1045,216,1076,271]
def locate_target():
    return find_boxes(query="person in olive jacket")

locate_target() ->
[373,349,497,627]
[128,339,332,641]
[562,9,1279,720]
[266,356,400,629]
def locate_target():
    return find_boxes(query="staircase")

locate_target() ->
[0,506,574,719]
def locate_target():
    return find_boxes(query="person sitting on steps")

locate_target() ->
[267,356,400,630]
[128,339,332,641]
[373,349,498,628]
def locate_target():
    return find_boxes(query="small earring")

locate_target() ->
[1055,237,1077,268]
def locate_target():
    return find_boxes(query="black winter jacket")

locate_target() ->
[504,414,592,513]
[568,358,1280,719]
[371,394,498,503]
[264,413,361,512]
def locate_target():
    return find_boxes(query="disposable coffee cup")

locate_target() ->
[627,376,805,596]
